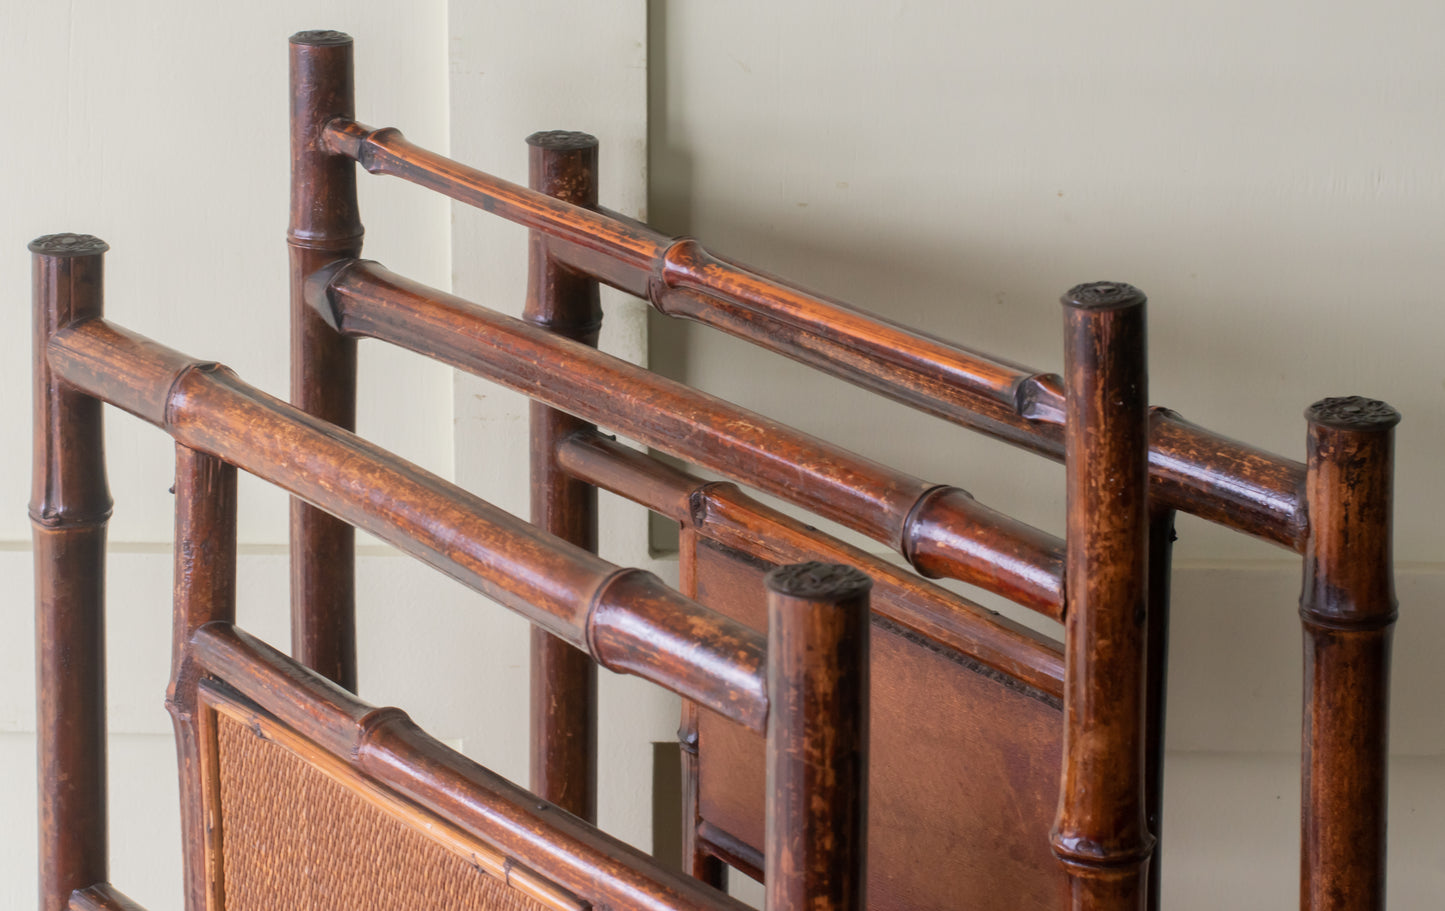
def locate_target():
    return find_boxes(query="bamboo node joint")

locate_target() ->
[1049,830,1156,868]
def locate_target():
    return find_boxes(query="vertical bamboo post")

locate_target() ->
[524,129,602,822]
[764,562,871,911]
[1143,501,1176,911]
[166,445,237,911]
[30,233,113,911]
[1052,282,1153,910]
[677,527,726,886]
[288,30,363,690]
[1299,396,1399,911]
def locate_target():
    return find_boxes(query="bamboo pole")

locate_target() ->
[321,118,1306,549]
[525,130,603,822]
[31,233,112,911]
[764,562,871,911]
[1052,283,1153,909]
[289,29,364,689]
[46,319,768,730]
[166,445,237,911]
[1299,396,1399,911]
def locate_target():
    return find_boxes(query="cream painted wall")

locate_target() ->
[648,2,1442,906]
[445,0,666,856]
[1,2,454,547]
[2,3,454,910]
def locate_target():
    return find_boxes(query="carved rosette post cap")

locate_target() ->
[290,29,352,46]
[1306,396,1400,431]
[1061,281,1146,311]
[765,562,872,602]
[526,130,600,151]
[28,234,109,257]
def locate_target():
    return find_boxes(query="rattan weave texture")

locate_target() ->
[216,714,550,911]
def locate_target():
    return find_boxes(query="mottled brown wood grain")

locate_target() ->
[31,234,112,911]
[1053,283,1153,910]
[525,129,603,823]
[289,30,364,692]
[1300,397,1400,911]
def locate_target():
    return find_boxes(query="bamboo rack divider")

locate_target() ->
[43,316,768,732]
[306,258,1066,617]
[551,430,1064,700]
[321,117,1306,551]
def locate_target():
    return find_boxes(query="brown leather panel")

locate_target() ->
[693,537,1066,910]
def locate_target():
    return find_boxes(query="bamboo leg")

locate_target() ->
[288,30,363,690]
[1144,500,1176,911]
[1299,397,1399,911]
[525,129,602,822]
[30,233,113,911]
[1052,283,1153,910]
[764,562,871,911]
[166,445,237,911]
[676,527,727,886]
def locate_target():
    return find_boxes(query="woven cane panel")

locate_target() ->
[215,714,550,911]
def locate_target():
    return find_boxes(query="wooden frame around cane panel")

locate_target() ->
[31,232,871,911]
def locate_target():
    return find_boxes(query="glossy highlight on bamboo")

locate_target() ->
[310,258,1066,616]
[321,117,1307,550]
[31,234,111,911]
[45,317,768,732]
[1052,283,1153,909]
[1299,396,1399,911]
[289,29,364,691]
[525,129,602,823]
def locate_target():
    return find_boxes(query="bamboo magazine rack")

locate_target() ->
[30,29,1400,911]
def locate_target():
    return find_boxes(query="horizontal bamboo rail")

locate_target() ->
[322,119,1306,550]
[192,624,750,911]
[44,318,767,730]
[308,259,1066,617]
[554,431,1065,699]
[68,884,147,911]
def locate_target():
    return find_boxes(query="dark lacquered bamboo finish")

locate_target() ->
[68,884,149,911]
[27,29,1407,911]
[167,445,236,911]
[1053,284,1153,910]
[1300,397,1400,911]
[31,235,112,911]
[309,260,1065,616]
[45,318,769,731]
[1143,504,1176,911]
[289,30,364,691]
[765,563,871,911]
[189,625,751,911]
[321,116,1308,551]
[526,130,602,823]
